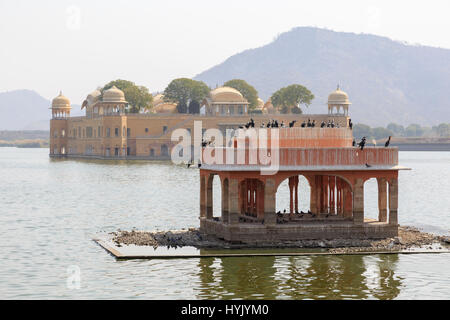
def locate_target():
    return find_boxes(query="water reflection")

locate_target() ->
[196,254,403,299]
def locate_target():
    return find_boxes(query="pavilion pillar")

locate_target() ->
[353,178,364,225]
[264,179,276,225]
[343,186,353,218]
[228,178,239,225]
[206,175,213,219]
[377,177,388,222]
[329,176,336,214]
[294,176,299,214]
[249,181,254,216]
[221,178,229,223]
[388,177,398,225]
[322,176,329,213]
[200,175,206,218]
[312,175,321,214]
[340,182,345,215]
[318,177,323,213]
[288,177,294,215]
[257,181,265,219]
[309,176,318,214]
[336,179,341,216]
[240,180,247,216]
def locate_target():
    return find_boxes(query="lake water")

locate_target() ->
[0,148,449,299]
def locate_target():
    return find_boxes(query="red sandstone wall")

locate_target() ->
[203,147,398,167]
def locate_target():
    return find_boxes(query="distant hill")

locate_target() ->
[0,90,82,130]
[194,27,450,126]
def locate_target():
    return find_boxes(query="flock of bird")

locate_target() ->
[353,135,391,151]
[237,118,347,129]
[276,209,338,223]
[238,118,298,129]
[189,119,393,169]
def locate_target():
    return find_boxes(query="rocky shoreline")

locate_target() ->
[110,226,450,253]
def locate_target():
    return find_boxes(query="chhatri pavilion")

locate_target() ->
[198,89,409,242]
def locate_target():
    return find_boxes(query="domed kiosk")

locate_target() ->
[50,91,72,156]
[103,86,127,103]
[154,102,178,114]
[262,98,276,114]
[152,94,178,114]
[50,91,71,119]
[328,86,351,115]
[255,98,264,112]
[202,86,249,116]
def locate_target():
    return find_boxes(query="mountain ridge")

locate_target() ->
[194,27,450,126]
[0,89,82,130]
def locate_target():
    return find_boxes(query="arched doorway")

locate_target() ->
[239,179,264,219]
[206,174,222,220]
[276,175,311,214]
[364,178,379,220]
[364,177,389,222]
[313,175,353,217]
[222,178,229,222]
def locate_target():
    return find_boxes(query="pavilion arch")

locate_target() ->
[306,173,354,217]
[206,173,222,220]
[363,177,389,223]
[276,175,311,214]
[221,177,229,222]
[238,178,265,219]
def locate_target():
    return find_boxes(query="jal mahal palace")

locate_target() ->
[50,86,408,241]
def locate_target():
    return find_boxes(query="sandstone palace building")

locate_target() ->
[49,86,350,159]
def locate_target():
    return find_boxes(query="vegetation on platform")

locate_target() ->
[102,79,153,113]
[223,79,259,110]
[163,78,210,114]
[271,84,314,114]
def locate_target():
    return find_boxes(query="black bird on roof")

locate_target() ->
[358,137,367,150]
[365,163,372,168]
[385,136,392,147]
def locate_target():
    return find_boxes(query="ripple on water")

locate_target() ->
[0,149,449,299]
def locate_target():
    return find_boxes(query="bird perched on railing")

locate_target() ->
[385,136,392,147]
[358,137,367,150]
[289,120,297,128]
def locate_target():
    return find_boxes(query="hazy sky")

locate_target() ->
[1,0,450,103]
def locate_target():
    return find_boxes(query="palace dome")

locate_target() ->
[263,98,274,111]
[51,92,71,109]
[103,86,126,103]
[255,98,264,110]
[152,93,164,106]
[154,102,178,114]
[328,87,351,105]
[210,86,247,103]
[86,89,101,105]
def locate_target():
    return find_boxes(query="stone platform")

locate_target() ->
[200,217,398,243]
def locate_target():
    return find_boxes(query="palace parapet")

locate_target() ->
[198,127,409,243]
